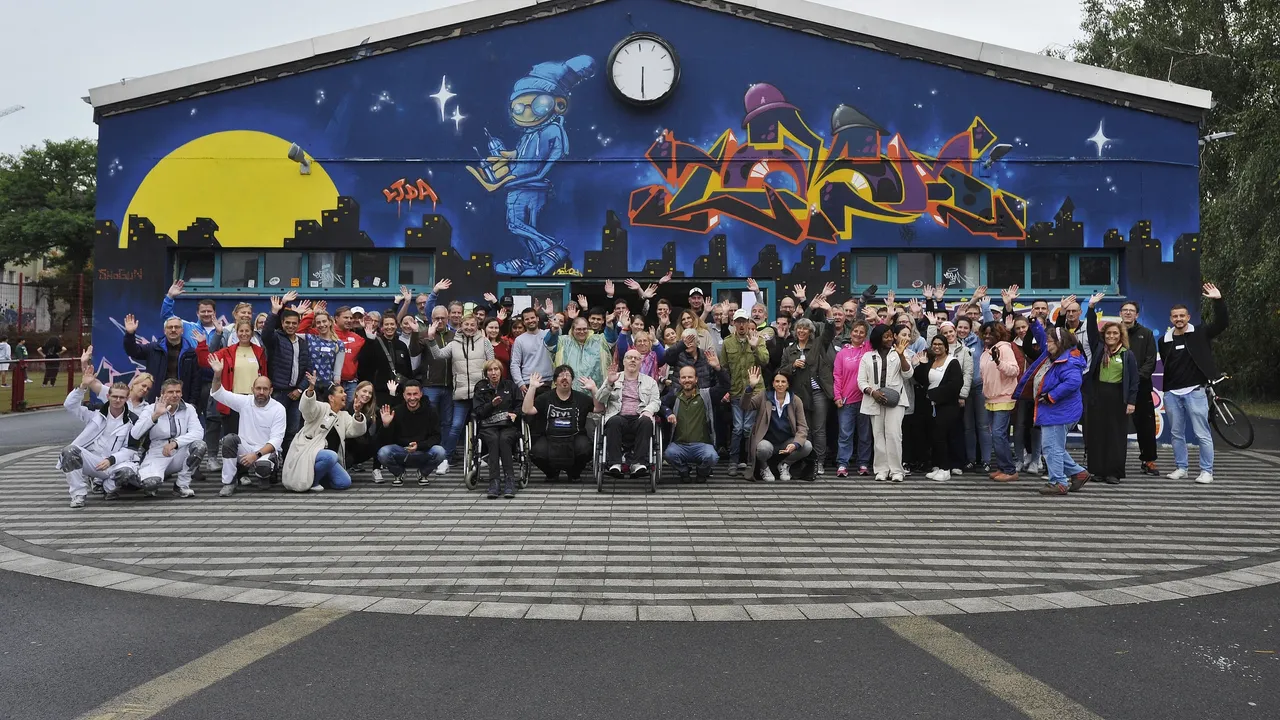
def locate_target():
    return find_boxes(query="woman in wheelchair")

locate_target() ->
[521,365,596,482]
[595,349,662,478]
[472,360,521,499]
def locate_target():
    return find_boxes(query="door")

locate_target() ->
[710,280,777,322]
[497,280,571,316]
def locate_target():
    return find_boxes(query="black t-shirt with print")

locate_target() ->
[533,390,593,438]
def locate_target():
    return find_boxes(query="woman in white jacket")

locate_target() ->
[282,371,368,492]
[426,314,493,463]
[857,324,912,483]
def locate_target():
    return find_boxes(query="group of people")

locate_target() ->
[57,273,1229,507]
[0,334,65,387]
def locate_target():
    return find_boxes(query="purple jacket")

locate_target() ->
[1013,346,1087,428]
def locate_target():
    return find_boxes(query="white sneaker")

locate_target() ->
[372,469,385,484]
[1167,468,1188,480]
[874,473,888,482]
[761,468,776,482]
[309,484,325,492]
[176,487,195,498]
[69,496,85,509]
[950,468,964,476]
[1194,471,1214,485]
[816,466,826,477]
[434,460,449,476]
[890,473,904,483]
[930,470,951,482]
[778,464,792,482]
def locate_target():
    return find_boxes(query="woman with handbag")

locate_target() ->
[857,324,912,483]
[472,360,521,499]
[914,335,965,482]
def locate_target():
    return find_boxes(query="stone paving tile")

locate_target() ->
[1115,585,1186,602]
[224,588,291,605]
[690,605,751,622]
[1148,580,1220,597]
[470,602,532,619]
[1036,592,1106,609]
[365,598,429,614]
[144,581,212,598]
[743,604,806,621]
[268,592,337,608]
[638,605,695,622]
[1079,589,1145,606]
[896,600,965,616]
[105,576,176,593]
[181,584,251,601]
[582,605,639,621]
[419,600,479,616]
[317,595,383,612]
[846,601,911,617]
[524,604,584,621]
[1189,575,1252,592]
[797,603,861,620]
[945,597,1015,614]
[77,571,141,588]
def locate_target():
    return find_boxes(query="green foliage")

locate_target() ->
[0,138,98,277]
[1070,0,1280,398]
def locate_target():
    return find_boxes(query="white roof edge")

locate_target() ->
[87,0,1213,113]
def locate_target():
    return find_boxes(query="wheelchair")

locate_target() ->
[592,414,663,494]
[462,417,531,491]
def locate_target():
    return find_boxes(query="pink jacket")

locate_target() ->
[979,340,1022,405]
[833,342,872,404]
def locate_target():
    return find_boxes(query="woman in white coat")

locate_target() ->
[426,314,493,462]
[282,371,369,492]
[857,323,912,483]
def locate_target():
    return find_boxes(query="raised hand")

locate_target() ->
[821,282,837,298]
[1060,294,1078,310]
[433,278,452,293]
[497,306,510,321]
[606,365,620,386]
[528,373,542,388]
[908,298,922,315]
[566,303,580,320]
[282,290,299,305]
[1202,283,1221,299]
[399,285,412,303]
[577,294,589,312]
[747,277,760,293]
[792,283,807,301]
[1089,291,1106,307]
[1006,284,1020,302]
[166,280,185,298]
[748,328,760,348]
[579,376,598,393]
[483,292,498,304]
[659,269,673,284]
[604,279,615,296]
[207,354,224,375]
[81,347,93,366]
[642,283,658,299]
[862,306,878,322]
[314,300,327,315]
[923,284,935,300]
[617,308,631,327]
[975,285,988,301]
[123,314,139,334]
[386,379,398,396]
[747,365,762,386]
[270,296,284,313]
[885,290,896,308]
[293,299,313,316]
[543,297,555,315]
[192,330,206,345]
[379,405,395,426]
[705,348,720,369]
[305,370,318,389]
[623,278,641,291]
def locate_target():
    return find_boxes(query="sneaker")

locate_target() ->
[176,487,195,498]
[815,466,826,477]
[678,470,692,483]
[932,470,951,482]
[874,473,888,482]
[371,469,385,484]
[417,471,431,486]
[631,464,649,478]
[1167,468,1188,480]
[238,476,254,486]
[778,464,792,482]
[479,456,489,470]
[69,496,85,509]
[761,467,776,483]
[1102,476,1122,485]
[992,472,1020,483]
[607,464,624,478]
[1068,471,1091,492]
[836,466,848,478]
[857,466,870,477]
[889,473,904,483]
[309,484,325,493]
[104,491,119,501]
[434,460,449,476]
[727,464,743,478]
[218,485,235,497]
[391,475,404,486]
[1194,471,1214,485]
[1039,482,1068,496]
[1142,461,1159,476]
[90,480,104,494]
[950,468,964,476]
[487,478,501,499]
[144,488,157,498]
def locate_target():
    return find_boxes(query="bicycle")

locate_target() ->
[1205,376,1254,449]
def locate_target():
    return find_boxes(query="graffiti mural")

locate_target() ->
[629,84,1027,245]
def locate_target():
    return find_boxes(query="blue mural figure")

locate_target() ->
[467,55,595,276]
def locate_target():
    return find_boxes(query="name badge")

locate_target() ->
[1175,344,1186,350]
[552,417,572,429]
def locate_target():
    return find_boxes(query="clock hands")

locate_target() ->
[641,66,646,98]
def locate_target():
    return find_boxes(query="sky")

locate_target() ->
[0,0,1084,155]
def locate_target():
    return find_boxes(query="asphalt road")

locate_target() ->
[0,408,80,453]
[3,569,1277,720]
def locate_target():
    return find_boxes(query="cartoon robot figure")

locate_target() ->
[467,55,595,276]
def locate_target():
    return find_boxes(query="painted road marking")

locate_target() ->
[76,607,347,720]
[882,616,1104,720]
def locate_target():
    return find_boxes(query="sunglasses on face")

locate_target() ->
[511,94,556,118]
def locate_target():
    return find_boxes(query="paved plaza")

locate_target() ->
[4,444,1279,621]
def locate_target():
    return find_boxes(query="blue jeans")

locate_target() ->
[342,380,358,411]
[729,399,756,465]
[836,401,872,468]
[272,389,302,448]
[1041,423,1085,487]
[664,442,719,476]
[963,386,991,464]
[1165,387,1214,472]
[423,387,453,453]
[443,402,470,457]
[313,449,351,490]
[989,409,1015,474]
[376,444,447,477]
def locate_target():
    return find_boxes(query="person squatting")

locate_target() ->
[59,273,1229,507]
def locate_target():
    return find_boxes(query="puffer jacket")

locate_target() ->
[1014,348,1088,428]
[429,332,494,401]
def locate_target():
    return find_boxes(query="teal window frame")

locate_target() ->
[849,250,1120,298]
[170,249,434,296]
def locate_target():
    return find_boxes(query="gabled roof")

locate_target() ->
[88,0,1213,122]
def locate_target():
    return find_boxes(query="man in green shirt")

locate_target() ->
[723,309,769,476]
[662,365,727,482]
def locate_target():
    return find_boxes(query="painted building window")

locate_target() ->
[167,250,433,294]
[264,252,302,289]
[1078,255,1114,287]
[1029,252,1071,290]
[851,251,1119,295]
[940,252,980,288]
[308,252,346,289]
[855,256,889,286]
[220,252,259,288]
[897,253,935,289]
[986,253,1026,289]
[351,252,390,289]
[398,256,434,287]
[177,251,215,285]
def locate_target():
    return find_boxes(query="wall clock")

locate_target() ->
[606,32,680,106]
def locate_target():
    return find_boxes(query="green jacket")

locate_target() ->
[722,334,769,396]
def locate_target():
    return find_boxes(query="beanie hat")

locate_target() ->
[510,55,596,101]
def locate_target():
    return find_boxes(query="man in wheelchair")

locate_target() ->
[521,365,595,482]
[595,349,662,478]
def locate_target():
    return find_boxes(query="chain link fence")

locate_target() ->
[0,276,92,411]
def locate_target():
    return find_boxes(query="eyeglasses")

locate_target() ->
[511,94,556,118]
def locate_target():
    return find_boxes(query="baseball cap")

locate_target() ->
[350,306,366,316]
[500,294,515,307]
[688,287,704,297]
[733,309,750,321]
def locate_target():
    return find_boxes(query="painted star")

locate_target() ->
[1086,120,1112,157]
[450,106,466,132]
[430,76,455,121]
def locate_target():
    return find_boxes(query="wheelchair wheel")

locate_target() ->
[462,421,478,491]
[649,425,661,494]
[518,421,531,489]
[594,422,605,493]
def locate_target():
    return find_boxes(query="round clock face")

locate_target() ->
[607,34,680,105]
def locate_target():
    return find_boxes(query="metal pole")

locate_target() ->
[16,274,23,335]
[77,273,84,359]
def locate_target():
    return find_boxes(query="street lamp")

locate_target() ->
[0,105,24,120]
[1198,131,1237,146]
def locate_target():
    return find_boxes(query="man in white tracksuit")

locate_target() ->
[59,378,143,508]
[208,355,285,497]
[130,378,207,497]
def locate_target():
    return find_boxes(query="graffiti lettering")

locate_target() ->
[98,268,144,281]
[382,178,439,217]
[628,87,1027,244]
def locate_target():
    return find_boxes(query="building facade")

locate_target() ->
[90,0,1209,432]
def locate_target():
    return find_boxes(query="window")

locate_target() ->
[399,255,433,286]
[896,253,935,289]
[986,254,1026,290]
[1078,256,1113,287]
[264,252,302,288]
[308,252,347,289]
[940,252,979,289]
[178,251,215,285]
[220,252,259,288]
[855,256,888,286]
[352,252,390,289]
[1029,253,1070,290]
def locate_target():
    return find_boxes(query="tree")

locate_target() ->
[1069,0,1280,397]
[0,138,97,277]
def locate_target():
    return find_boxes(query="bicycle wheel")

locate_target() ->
[1210,397,1254,449]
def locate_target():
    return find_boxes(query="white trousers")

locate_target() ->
[62,447,140,499]
[219,435,278,486]
[871,406,906,476]
[139,445,202,490]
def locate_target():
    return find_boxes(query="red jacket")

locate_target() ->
[196,340,268,414]
[490,337,512,379]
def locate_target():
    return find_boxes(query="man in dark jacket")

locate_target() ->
[262,296,313,449]
[1120,300,1159,475]
[375,380,446,486]
[1158,284,1227,485]
[122,313,199,403]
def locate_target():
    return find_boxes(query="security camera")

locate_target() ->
[288,143,312,175]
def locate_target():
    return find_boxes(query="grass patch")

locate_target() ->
[0,380,75,414]
[1236,401,1280,421]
